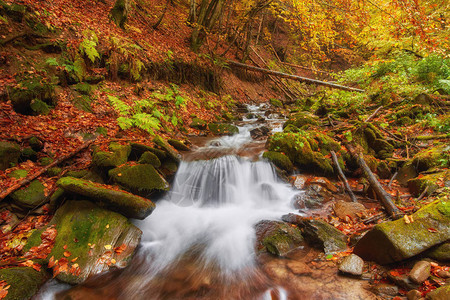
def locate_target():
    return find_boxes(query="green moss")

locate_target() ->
[167,139,190,151]
[10,180,46,209]
[426,242,450,261]
[269,98,283,108]
[20,147,37,161]
[0,142,20,170]
[131,143,167,160]
[208,123,239,136]
[153,136,180,162]
[57,176,155,219]
[138,151,161,168]
[189,117,207,130]
[283,111,319,129]
[0,267,48,300]
[92,142,131,168]
[72,95,93,112]
[73,82,93,95]
[7,169,28,179]
[299,219,348,254]
[46,167,62,177]
[411,144,450,172]
[257,221,304,256]
[108,163,169,194]
[283,124,301,133]
[9,75,55,115]
[110,0,129,28]
[38,157,53,166]
[263,151,294,173]
[407,171,449,196]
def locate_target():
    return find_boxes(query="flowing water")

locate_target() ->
[36,104,376,300]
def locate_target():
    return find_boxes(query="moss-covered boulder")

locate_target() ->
[0,141,20,170]
[269,98,283,108]
[92,142,131,168]
[110,0,129,28]
[262,151,294,173]
[408,171,449,197]
[353,199,450,264]
[159,160,178,179]
[410,145,450,172]
[28,136,44,151]
[7,169,28,179]
[353,123,394,159]
[109,163,169,195]
[189,117,207,130]
[38,157,53,166]
[0,267,48,300]
[64,169,105,184]
[255,220,304,256]
[426,242,450,261]
[24,200,141,284]
[130,143,166,161]
[298,219,348,254]
[208,123,239,136]
[138,151,161,168]
[283,111,319,129]
[153,135,180,162]
[57,177,155,219]
[10,180,46,209]
[20,147,38,162]
[168,139,190,151]
[426,284,450,300]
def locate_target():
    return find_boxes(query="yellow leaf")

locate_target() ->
[104,245,112,250]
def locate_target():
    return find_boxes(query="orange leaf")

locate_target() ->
[63,251,72,257]
[428,228,439,233]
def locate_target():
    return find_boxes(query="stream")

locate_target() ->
[36,104,376,300]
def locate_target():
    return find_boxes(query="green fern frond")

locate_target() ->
[80,30,100,63]
[133,113,160,135]
[117,117,134,130]
[108,95,130,116]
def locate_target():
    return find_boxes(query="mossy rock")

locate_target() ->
[0,141,20,170]
[72,95,93,113]
[73,82,93,95]
[30,99,51,115]
[138,151,161,168]
[0,267,48,300]
[426,284,450,300]
[38,157,53,166]
[10,180,46,209]
[263,151,294,173]
[168,139,190,151]
[283,111,319,129]
[64,169,104,184]
[298,219,348,254]
[189,117,207,130]
[92,142,131,168]
[255,220,304,256]
[110,0,129,28]
[7,3,26,22]
[7,169,28,179]
[353,199,450,264]
[410,144,450,172]
[46,167,62,177]
[20,147,38,162]
[24,200,142,284]
[408,171,449,197]
[353,123,394,159]
[57,177,155,219]
[153,136,180,162]
[208,123,239,136]
[426,242,450,261]
[283,124,301,133]
[130,143,167,161]
[109,163,169,195]
[269,98,283,108]
[159,160,178,179]
[28,136,43,151]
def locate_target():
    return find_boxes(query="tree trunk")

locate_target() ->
[153,0,171,29]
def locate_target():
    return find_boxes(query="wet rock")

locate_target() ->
[130,143,167,161]
[371,283,399,297]
[109,163,169,195]
[92,142,131,168]
[159,159,178,180]
[333,201,366,220]
[0,141,20,170]
[255,220,304,256]
[262,151,294,173]
[207,123,239,136]
[286,260,313,276]
[168,139,190,151]
[298,219,348,254]
[354,199,450,264]
[426,284,450,299]
[153,135,181,163]
[250,126,270,140]
[57,177,155,219]
[410,144,450,172]
[281,213,305,224]
[388,273,420,290]
[283,111,319,129]
[138,151,161,168]
[338,254,364,276]
[189,117,207,130]
[408,171,449,197]
[24,200,141,284]
[407,289,422,300]
[10,180,46,209]
[409,261,431,284]
[0,267,48,300]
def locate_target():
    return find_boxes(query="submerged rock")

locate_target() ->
[57,177,155,219]
[255,220,304,256]
[339,254,364,276]
[0,267,48,300]
[25,200,142,284]
[207,123,239,136]
[250,126,270,140]
[353,199,450,264]
[0,141,20,170]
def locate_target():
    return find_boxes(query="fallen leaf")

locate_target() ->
[104,245,112,250]
[64,251,72,257]
[428,228,439,233]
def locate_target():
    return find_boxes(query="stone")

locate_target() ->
[353,199,450,264]
[130,143,167,161]
[7,169,28,179]
[28,136,44,151]
[426,284,450,300]
[255,220,304,257]
[286,261,313,276]
[250,126,270,140]
[409,261,431,284]
[0,267,48,300]
[0,141,20,170]
[282,111,319,129]
[207,123,239,136]
[410,144,450,172]
[189,117,207,130]
[138,151,161,168]
[298,219,348,254]
[57,177,155,219]
[20,147,38,161]
[153,135,181,162]
[333,201,366,220]
[388,273,420,290]
[262,151,294,173]
[339,254,364,276]
[108,163,169,195]
[408,171,449,197]
[92,142,131,168]
[24,200,141,284]
[407,289,422,300]
[168,139,190,151]
[371,283,399,297]
[10,180,46,209]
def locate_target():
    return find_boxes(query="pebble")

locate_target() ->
[338,254,364,276]
[409,261,431,284]
[406,289,422,300]
[371,283,399,297]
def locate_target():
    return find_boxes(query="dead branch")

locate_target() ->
[364,106,383,122]
[330,150,358,202]
[413,134,450,141]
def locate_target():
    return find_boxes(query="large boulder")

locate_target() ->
[408,171,449,197]
[410,144,450,172]
[138,151,161,168]
[353,122,394,159]
[255,220,304,256]
[92,142,131,168]
[282,111,319,129]
[298,219,348,254]
[353,199,450,264]
[108,163,169,195]
[426,242,450,261]
[153,135,181,163]
[189,117,207,130]
[57,177,155,219]
[262,151,294,173]
[0,267,48,300]
[24,200,142,284]
[0,141,20,170]
[130,143,166,161]
[9,180,46,209]
[207,123,239,136]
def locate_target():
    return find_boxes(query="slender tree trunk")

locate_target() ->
[188,0,196,23]
[153,0,171,29]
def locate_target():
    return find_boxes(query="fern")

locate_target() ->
[80,30,100,63]
[117,117,134,130]
[108,95,130,116]
[46,58,59,66]
[134,99,154,113]
[171,114,178,126]
[133,113,160,135]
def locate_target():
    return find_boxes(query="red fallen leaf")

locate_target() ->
[71,257,78,263]
[48,256,56,268]
[114,244,127,255]
[428,228,439,233]
[63,245,68,250]
[63,251,72,257]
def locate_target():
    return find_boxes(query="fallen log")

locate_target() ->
[227,60,365,93]
[330,150,358,202]
[413,133,450,141]
[345,144,403,219]
[0,139,95,201]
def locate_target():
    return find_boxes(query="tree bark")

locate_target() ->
[330,151,358,202]
[153,0,171,29]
